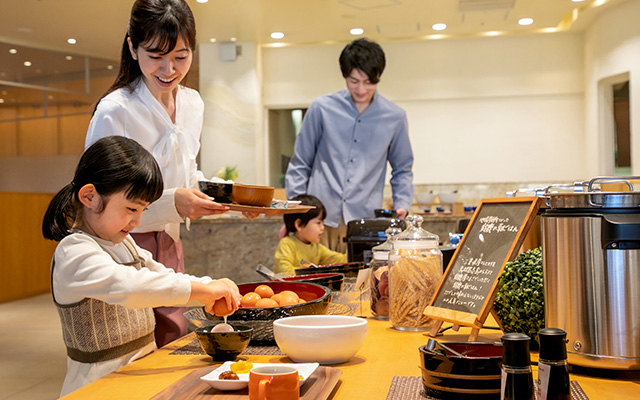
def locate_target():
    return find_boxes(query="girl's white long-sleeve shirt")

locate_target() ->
[52,231,213,396]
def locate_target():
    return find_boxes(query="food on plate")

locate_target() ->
[213,298,234,317]
[254,298,279,308]
[218,370,239,380]
[241,292,261,308]
[254,284,275,298]
[230,360,253,374]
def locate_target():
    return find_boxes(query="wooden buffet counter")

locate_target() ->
[59,313,639,400]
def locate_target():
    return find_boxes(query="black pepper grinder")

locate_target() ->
[501,333,535,400]
[537,328,571,400]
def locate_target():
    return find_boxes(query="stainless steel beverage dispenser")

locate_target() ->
[541,177,640,370]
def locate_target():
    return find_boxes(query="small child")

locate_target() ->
[42,136,241,396]
[274,194,347,275]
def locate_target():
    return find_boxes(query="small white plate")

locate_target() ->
[200,361,319,391]
[287,200,302,208]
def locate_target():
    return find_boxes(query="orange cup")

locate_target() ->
[249,366,299,400]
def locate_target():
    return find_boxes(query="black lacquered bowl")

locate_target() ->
[294,262,365,278]
[198,181,233,203]
[419,342,503,400]
[195,324,252,361]
[191,282,332,345]
[281,272,345,291]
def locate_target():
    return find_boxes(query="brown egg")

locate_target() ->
[279,290,299,300]
[278,293,299,307]
[213,299,234,316]
[271,292,284,304]
[254,298,279,308]
[241,292,261,308]
[255,285,275,298]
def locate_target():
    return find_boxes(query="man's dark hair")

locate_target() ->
[339,38,386,84]
[283,194,326,234]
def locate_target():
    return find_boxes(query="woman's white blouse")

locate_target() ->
[85,79,206,241]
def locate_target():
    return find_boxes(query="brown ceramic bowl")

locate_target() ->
[232,184,274,207]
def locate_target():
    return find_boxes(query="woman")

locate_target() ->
[85,0,249,347]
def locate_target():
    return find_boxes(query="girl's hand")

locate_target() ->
[175,188,229,219]
[191,278,242,315]
[191,278,242,314]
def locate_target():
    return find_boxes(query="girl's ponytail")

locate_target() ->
[42,182,79,242]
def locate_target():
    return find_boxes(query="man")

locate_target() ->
[285,38,414,252]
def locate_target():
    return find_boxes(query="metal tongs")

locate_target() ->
[255,264,285,282]
[300,259,320,268]
[425,338,467,358]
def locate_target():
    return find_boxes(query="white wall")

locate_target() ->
[261,33,586,185]
[583,0,640,177]
[198,42,262,184]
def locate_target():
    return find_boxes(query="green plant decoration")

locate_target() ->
[494,247,545,347]
[217,165,239,182]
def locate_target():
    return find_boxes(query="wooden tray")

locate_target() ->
[228,204,314,216]
[150,365,341,399]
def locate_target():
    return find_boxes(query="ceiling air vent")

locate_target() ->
[458,0,515,12]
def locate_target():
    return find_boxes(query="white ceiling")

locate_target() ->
[0,0,628,62]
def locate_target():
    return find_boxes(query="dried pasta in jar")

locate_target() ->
[388,215,443,331]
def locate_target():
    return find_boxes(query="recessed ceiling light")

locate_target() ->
[0,99,4,104]
[196,0,208,3]
[230,37,237,42]
[209,38,217,43]
[350,28,364,35]
[67,38,77,45]
[270,32,285,40]
[48,95,54,100]
[107,65,114,70]
[518,18,534,26]
[432,23,447,31]
[24,61,32,67]
[9,48,17,54]
[571,0,585,2]
[65,55,73,61]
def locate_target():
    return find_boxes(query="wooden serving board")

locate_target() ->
[227,204,314,216]
[149,366,341,400]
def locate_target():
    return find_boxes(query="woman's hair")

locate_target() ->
[339,38,386,84]
[283,194,327,235]
[95,0,196,108]
[42,136,164,241]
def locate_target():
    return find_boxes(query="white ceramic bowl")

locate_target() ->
[438,192,459,204]
[273,315,367,364]
[415,192,436,204]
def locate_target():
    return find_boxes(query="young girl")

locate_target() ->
[85,0,247,347]
[273,194,348,275]
[42,136,241,396]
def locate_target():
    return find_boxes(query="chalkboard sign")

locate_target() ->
[424,197,540,340]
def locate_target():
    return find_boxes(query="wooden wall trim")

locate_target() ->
[0,192,57,303]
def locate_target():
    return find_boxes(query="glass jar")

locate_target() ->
[389,215,443,331]
[370,226,403,320]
